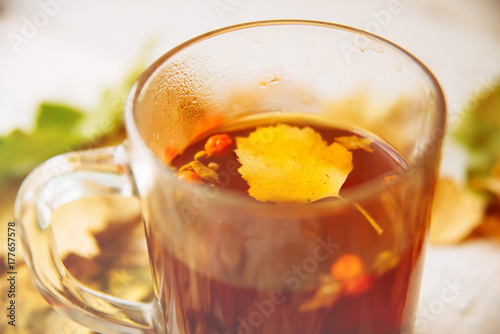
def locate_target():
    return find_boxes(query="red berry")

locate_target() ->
[330,254,373,297]
[176,170,202,183]
[330,254,365,281]
[342,275,374,296]
[204,134,233,157]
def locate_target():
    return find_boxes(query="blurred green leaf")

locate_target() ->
[0,104,84,183]
[454,81,500,179]
[0,59,146,187]
[36,103,84,130]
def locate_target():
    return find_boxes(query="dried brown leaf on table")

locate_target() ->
[471,177,500,197]
[460,159,500,243]
[474,213,500,244]
[468,160,500,243]
[430,177,487,244]
[469,159,500,202]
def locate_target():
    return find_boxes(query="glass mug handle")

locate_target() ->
[14,144,164,334]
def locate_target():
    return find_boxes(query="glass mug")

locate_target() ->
[15,20,445,334]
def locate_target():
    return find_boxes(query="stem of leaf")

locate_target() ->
[353,202,384,235]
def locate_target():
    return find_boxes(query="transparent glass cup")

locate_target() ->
[15,20,445,334]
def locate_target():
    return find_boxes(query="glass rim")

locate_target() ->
[124,19,446,212]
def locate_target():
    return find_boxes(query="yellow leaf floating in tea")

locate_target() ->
[335,135,373,153]
[235,124,353,203]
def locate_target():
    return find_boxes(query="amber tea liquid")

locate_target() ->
[145,114,425,334]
